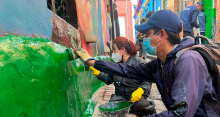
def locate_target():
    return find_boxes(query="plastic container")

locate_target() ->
[98,101,133,117]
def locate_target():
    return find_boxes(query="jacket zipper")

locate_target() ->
[122,77,126,97]
[161,64,164,85]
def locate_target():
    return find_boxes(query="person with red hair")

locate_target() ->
[90,36,156,116]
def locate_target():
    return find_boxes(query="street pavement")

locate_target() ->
[91,83,166,117]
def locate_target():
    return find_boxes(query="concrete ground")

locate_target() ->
[91,83,166,117]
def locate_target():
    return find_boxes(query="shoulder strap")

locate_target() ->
[173,48,191,64]
[202,98,220,116]
[174,46,220,116]
[202,99,209,117]
[171,47,192,77]
[172,47,210,117]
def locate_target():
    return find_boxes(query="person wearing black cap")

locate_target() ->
[76,10,219,116]
[180,2,204,38]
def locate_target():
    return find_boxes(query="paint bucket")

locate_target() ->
[98,101,133,117]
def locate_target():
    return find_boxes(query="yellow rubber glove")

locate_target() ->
[90,66,100,76]
[75,48,93,62]
[131,87,144,103]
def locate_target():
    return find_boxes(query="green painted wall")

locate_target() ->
[0,34,110,117]
[202,0,216,39]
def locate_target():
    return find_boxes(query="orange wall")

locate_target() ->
[115,0,134,42]
[215,0,220,42]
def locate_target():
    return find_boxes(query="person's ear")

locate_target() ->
[121,47,126,53]
[160,29,166,41]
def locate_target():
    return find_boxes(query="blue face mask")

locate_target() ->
[143,38,156,55]
[143,32,161,55]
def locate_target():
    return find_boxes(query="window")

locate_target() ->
[47,0,78,29]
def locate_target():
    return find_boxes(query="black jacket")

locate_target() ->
[97,56,151,99]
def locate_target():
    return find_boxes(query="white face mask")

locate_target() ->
[112,50,122,63]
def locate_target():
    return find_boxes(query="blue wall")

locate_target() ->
[0,0,53,39]
[156,0,162,11]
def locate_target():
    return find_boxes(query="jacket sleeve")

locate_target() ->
[150,50,208,117]
[96,72,114,85]
[137,58,152,94]
[94,59,156,82]
[191,9,200,28]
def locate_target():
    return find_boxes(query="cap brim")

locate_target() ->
[135,23,153,33]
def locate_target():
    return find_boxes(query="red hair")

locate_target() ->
[113,36,137,55]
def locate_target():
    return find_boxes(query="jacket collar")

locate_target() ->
[166,36,195,59]
[156,36,195,64]
[119,55,135,63]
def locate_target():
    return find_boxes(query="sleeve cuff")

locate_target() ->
[85,58,95,66]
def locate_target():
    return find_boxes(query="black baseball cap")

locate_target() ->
[135,10,182,34]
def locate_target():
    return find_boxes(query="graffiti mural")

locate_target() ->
[75,0,109,56]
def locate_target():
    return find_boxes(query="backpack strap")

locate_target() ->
[171,47,191,77]
[173,46,220,116]
[201,99,209,117]
[171,48,210,117]
[202,98,220,116]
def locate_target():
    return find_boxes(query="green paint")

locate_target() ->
[202,0,216,39]
[0,34,110,117]
[99,102,132,112]
[82,99,96,117]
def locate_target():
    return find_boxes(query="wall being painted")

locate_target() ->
[0,0,112,116]
[0,0,110,56]
[0,34,111,117]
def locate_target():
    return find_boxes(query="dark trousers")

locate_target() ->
[139,41,147,59]
[109,28,112,41]
[200,32,205,36]
[109,94,155,116]
[183,31,194,38]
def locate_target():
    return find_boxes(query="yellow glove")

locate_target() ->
[75,48,94,62]
[131,87,144,103]
[90,66,100,76]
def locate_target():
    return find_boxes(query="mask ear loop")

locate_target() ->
[155,31,160,36]
[118,48,122,55]
[151,31,160,39]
